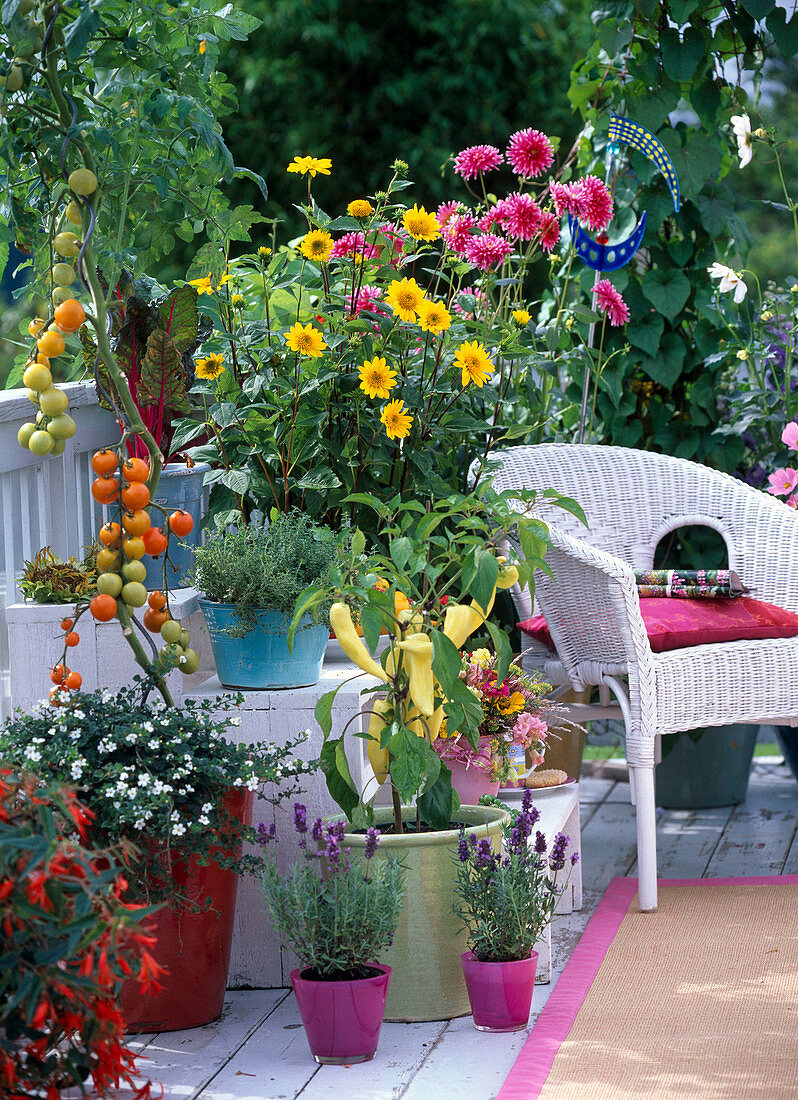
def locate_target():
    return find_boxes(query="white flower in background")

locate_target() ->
[730,114,753,168]
[138,772,151,787]
[126,733,137,743]
[24,746,42,762]
[707,261,747,303]
[201,802,213,814]
[134,818,146,830]
[229,716,242,727]
[246,776,259,791]
[72,709,85,720]
[148,739,160,750]
[143,721,155,733]
[198,814,210,826]
[170,810,181,823]
[172,823,187,836]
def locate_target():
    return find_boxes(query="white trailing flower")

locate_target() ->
[172,823,187,836]
[229,716,242,727]
[707,261,747,303]
[730,114,753,168]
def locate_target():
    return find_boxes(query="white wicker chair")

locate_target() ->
[485,443,798,911]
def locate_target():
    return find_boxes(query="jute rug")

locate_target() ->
[498,876,798,1100]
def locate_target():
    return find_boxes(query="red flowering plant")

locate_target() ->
[433,648,557,786]
[170,130,631,538]
[0,769,159,1100]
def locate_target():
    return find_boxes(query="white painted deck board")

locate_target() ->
[111,762,798,1100]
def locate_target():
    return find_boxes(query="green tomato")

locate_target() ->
[178,629,191,649]
[52,263,76,287]
[121,581,148,608]
[22,363,52,391]
[160,619,183,644]
[38,387,69,416]
[53,232,80,258]
[28,429,54,456]
[0,65,24,93]
[179,647,200,675]
[65,201,82,226]
[162,643,184,664]
[46,412,77,439]
[121,560,147,583]
[52,286,75,306]
[26,388,39,404]
[68,168,98,196]
[17,422,36,449]
[97,572,123,597]
[50,438,66,456]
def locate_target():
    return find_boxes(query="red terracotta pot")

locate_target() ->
[120,788,253,1033]
[290,964,392,1064]
[461,950,538,1032]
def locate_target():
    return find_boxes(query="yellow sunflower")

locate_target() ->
[287,155,332,177]
[417,299,452,335]
[231,293,245,309]
[285,321,326,358]
[385,277,426,323]
[300,230,334,263]
[380,398,413,441]
[195,352,225,380]
[188,271,231,296]
[359,356,398,399]
[497,691,526,715]
[455,340,495,388]
[347,199,374,218]
[512,309,531,325]
[402,204,441,242]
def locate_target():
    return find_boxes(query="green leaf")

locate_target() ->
[417,766,454,829]
[234,165,269,203]
[389,536,413,571]
[766,8,798,56]
[314,688,339,738]
[296,467,342,490]
[359,604,383,654]
[388,726,426,802]
[169,418,205,452]
[64,8,101,61]
[218,468,250,495]
[660,26,705,82]
[319,738,359,819]
[485,620,512,684]
[641,270,690,324]
[468,549,499,611]
[627,314,664,358]
[430,628,463,698]
[642,332,686,388]
[158,285,199,353]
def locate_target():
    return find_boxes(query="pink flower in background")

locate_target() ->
[572,175,614,231]
[502,192,543,241]
[330,231,379,260]
[767,467,798,496]
[465,232,514,271]
[436,201,460,229]
[525,747,546,769]
[593,278,630,326]
[444,211,478,254]
[782,422,798,450]
[506,128,554,178]
[538,210,561,252]
[514,712,548,748]
[351,285,386,318]
[453,144,503,180]
[550,181,581,218]
[376,222,407,259]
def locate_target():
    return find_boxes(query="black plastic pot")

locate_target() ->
[774,726,798,784]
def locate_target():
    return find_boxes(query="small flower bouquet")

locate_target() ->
[454,788,579,963]
[433,649,553,786]
[260,804,405,980]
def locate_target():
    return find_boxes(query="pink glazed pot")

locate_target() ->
[446,738,500,805]
[290,964,392,1064]
[461,950,538,1032]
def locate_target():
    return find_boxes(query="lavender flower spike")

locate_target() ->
[364,826,380,860]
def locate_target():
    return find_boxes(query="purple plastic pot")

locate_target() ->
[461,950,538,1032]
[290,964,392,1064]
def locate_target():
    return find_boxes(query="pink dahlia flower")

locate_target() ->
[538,210,561,252]
[506,128,555,178]
[464,232,514,270]
[550,181,582,218]
[768,468,798,496]
[436,201,461,229]
[782,422,798,450]
[503,192,543,241]
[572,175,614,232]
[453,143,504,180]
[444,211,478,255]
[351,285,386,318]
[593,279,630,327]
[478,199,510,233]
[330,231,379,260]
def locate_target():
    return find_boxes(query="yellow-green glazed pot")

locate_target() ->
[340,804,509,1022]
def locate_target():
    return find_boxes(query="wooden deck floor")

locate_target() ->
[117,760,798,1100]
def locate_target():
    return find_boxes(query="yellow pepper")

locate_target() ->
[443,602,476,649]
[366,699,392,784]
[397,633,435,716]
[329,601,389,682]
[496,563,519,590]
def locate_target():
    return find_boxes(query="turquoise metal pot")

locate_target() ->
[655,724,759,808]
[199,600,328,689]
[144,462,209,590]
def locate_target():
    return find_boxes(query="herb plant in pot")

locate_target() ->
[260,804,404,1064]
[0,685,312,1033]
[193,511,342,690]
[454,789,578,1032]
[295,486,582,1021]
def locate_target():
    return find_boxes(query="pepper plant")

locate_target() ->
[291,485,585,834]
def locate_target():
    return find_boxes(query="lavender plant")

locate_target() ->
[453,789,578,963]
[260,805,405,979]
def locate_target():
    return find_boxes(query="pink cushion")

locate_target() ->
[518,596,798,654]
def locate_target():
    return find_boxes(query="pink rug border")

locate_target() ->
[496,874,798,1100]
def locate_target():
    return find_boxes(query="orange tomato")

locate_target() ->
[89,594,117,621]
[121,456,149,482]
[168,510,194,537]
[122,509,151,536]
[37,329,66,358]
[122,536,146,560]
[53,298,86,334]
[91,449,118,475]
[142,526,168,556]
[65,670,82,690]
[64,632,79,647]
[95,548,119,572]
[91,476,119,505]
[147,590,167,610]
[99,522,121,548]
[60,618,73,632]
[50,664,68,684]
[120,481,150,510]
[142,607,169,633]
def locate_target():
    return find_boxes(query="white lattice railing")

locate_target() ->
[0,382,117,720]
